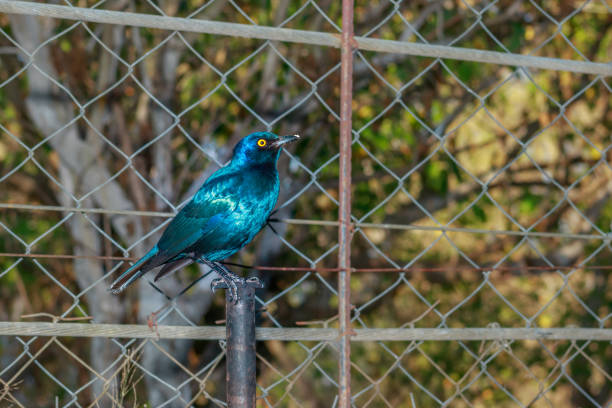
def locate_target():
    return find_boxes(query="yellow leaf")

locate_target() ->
[539,314,552,328]
[358,105,373,119]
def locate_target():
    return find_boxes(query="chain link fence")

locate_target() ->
[0,0,611,406]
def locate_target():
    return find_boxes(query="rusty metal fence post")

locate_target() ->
[338,0,354,407]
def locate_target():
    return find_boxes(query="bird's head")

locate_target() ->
[231,132,300,167]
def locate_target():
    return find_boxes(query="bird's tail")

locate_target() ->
[109,247,159,294]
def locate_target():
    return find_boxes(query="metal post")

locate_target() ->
[338,0,354,407]
[224,280,260,407]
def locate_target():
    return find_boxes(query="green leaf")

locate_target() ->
[472,205,487,222]
[519,191,541,214]
[424,161,448,193]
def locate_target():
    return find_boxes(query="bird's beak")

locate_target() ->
[271,134,300,149]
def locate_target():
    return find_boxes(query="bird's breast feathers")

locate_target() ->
[201,165,279,228]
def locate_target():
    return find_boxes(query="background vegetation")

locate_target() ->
[0,0,611,406]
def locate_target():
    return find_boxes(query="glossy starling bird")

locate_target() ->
[109,132,299,301]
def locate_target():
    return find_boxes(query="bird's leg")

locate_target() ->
[198,258,243,302]
[212,266,242,303]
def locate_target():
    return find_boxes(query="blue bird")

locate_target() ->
[109,132,299,301]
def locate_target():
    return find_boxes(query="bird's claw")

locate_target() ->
[210,275,263,303]
[245,276,264,288]
[211,275,241,303]
[210,277,225,293]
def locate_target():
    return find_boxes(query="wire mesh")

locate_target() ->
[0,0,611,407]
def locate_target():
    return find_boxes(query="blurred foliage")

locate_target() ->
[1,0,612,406]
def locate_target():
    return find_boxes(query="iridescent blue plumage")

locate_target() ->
[109,132,299,299]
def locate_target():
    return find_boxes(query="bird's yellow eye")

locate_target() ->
[257,139,267,147]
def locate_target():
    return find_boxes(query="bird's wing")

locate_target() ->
[109,171,242,294]
[154,173,239,262]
